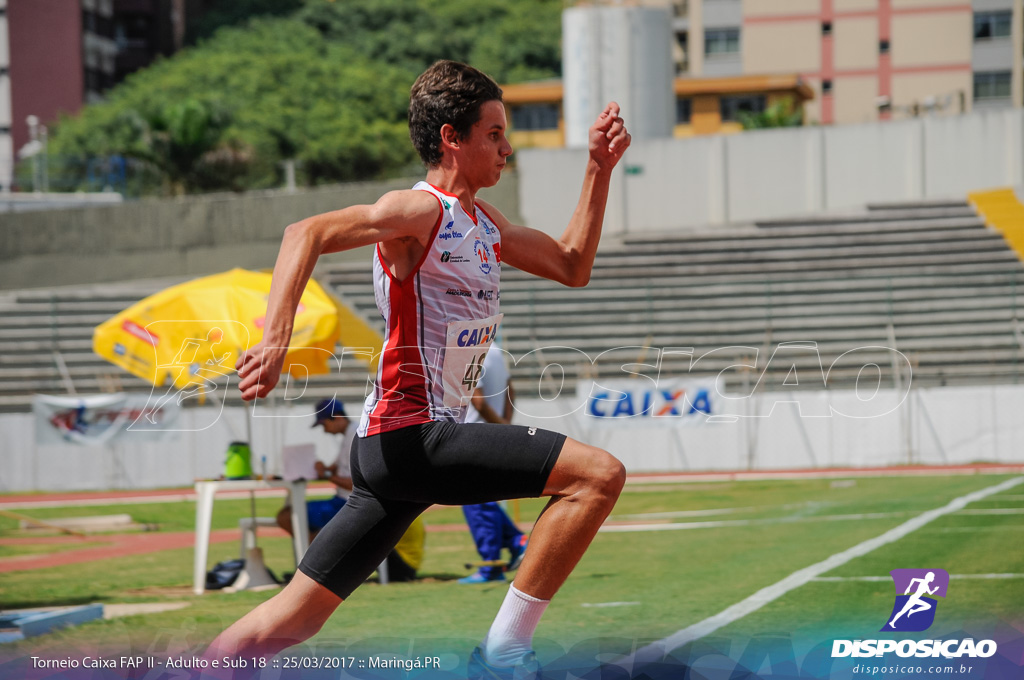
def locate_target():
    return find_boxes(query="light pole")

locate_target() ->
[24,115,49,193]
[26,115,40,192]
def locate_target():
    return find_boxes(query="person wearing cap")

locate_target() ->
[276,398,353,537]
[276,398,425,582]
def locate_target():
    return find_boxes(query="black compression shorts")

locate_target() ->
[298,421,566,598]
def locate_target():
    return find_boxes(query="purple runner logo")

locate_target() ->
[881,568,949,632]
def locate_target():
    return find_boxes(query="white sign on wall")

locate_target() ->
[577,378,720,424]
[33,393,180,446]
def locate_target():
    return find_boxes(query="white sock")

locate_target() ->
[481,583,550,667]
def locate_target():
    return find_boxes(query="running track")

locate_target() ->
[2,465,1021,574]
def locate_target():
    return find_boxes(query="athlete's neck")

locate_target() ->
[425,167,478,216]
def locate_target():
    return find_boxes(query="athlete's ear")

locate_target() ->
[439,123,460,153]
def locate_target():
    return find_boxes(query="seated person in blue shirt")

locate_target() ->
[278,398,423,582]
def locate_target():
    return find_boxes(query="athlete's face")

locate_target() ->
[460,100,513,187]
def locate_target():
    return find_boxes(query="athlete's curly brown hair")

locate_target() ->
[409,60,503,168]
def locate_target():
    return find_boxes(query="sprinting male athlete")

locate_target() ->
[207,60,631,679]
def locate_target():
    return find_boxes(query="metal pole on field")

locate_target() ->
[885,276,912,465]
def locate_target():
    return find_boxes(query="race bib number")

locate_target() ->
[441,313,503,409]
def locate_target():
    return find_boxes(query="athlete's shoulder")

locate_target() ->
[370,189,441,227]
[474,198,512,230]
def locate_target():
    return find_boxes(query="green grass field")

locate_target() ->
[2,472,1022,678]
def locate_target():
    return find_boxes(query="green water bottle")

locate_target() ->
[224,441,253,479]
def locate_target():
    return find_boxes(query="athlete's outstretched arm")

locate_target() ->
[235,190,439,400]
[481,102,630,287]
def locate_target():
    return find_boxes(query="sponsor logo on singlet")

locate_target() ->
[456,321,499,347]
[446,288,473,298]
[474,239,493,275]
[438,228,464,242]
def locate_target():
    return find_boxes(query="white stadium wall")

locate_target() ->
[0,402,356,493]
[3,384,1023,491]
[922,109,1024,197]
[724,127,826,223]
[518,108,1024,232]
[623,135,728,231]
[824,119,925,208]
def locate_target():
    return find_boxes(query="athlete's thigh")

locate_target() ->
[298,487,427,599]
[357,422,566,505]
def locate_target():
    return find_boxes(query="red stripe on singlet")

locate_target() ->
[365,193,445,434]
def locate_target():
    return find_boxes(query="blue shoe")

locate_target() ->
[468,646,540,680]
[507,535,528,571]
[459,571,506,584]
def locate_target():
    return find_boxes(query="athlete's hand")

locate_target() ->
[589,102,631,171]
[235,341,288,401]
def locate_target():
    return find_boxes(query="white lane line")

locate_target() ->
[812,574,1024,582]
[620,476,1024,669]
[956,508,1024,515]
[600,511,907,533]
[612,507,749,520]
[926,526,1024,533]
[612,501,824,521]
[0,488,336,510]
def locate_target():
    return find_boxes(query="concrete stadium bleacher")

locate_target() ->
[1,199,1022,412]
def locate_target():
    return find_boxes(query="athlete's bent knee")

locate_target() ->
[592,451,626,500]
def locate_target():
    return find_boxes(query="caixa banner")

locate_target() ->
[578,378,718,423]
[33,393,180,446]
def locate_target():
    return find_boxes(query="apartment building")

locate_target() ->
[0,0,191,192]
[0,0,9,191]
[670,0,1023,124]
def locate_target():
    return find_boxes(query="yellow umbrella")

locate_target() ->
[93,268,348,391]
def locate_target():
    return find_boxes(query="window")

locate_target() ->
[974,71,1012,100]
[82,10,114,39]
[676,98,692,124]
[705,28,740,56]
[822,22,832,36]
[879,39,890,54]
[84,68,100,94]
[720,94,765,122]
[510,104,559,131]
[116,14,154,49]
[974,11,1011,40]
[822,80,833,95]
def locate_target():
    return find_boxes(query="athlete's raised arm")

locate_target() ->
[481,102,630,287]
[235,190,440,400]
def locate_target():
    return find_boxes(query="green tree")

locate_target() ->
[140,100,252,194]
[186,0,306,44]
[294,0,563,83]
[49,18,416,193]
[47,0,565,195]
